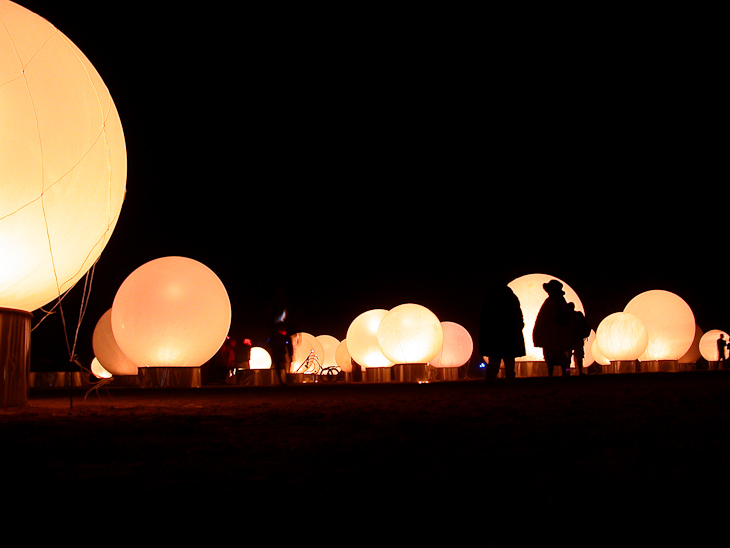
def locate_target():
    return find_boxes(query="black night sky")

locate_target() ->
[20,1,725,369]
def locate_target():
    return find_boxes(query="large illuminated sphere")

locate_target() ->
[508,274,584,361]
[624,290,695,361]
[291,332,324,373]
[430,321,473,368]
[699,330,730,362]
[346,309,393,368]
[111,257,231,367]
[335,340,354,373]
[377,304,444,364]
[92,309,138,376]
[595,312,649,362]
[0,1,126,312]
[249,347,272,370]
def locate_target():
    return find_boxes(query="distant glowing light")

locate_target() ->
[430,321,473,368]
[249,347,272,370]
[699,329,730,362]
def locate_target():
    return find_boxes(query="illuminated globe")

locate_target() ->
[291,332,324,374]
[0,1,126,312]
[595,312,648,362]
[249,347,272,370]
[111,257,231,367]
[92,309,138,376]
[508,274,584,361]
[699,329,730,362]
[430,321,473,368]
[346,309,393,368]
[316,335,341,370]
[377,304,444,365]
[335,340,354,373]
[624,290,695,361]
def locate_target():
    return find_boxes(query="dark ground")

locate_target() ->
[2,371,730,545]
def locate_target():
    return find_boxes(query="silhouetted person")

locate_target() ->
[568,303,591,375]
[479,276,526,380]
[269,321,292,385]
[717,334,727,369]
[533,279,573,377]
[236,338,252,369]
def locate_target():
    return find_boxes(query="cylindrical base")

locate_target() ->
[430,367,462,381]
[641,360,680,373]
[138,366,201,388]
[394,363,429,383]
[363,367,394,383]
[0,308,32,407]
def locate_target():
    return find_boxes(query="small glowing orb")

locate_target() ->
[335,340,354,373]
[346,309,393,368]
[90,358,112,379]
[430,321,473,368]
[0,2,126,312]
[596,312,649,362]
[92,309,138,376]
[377,304,444,365]
[508,274,585,361]
[249,347,272,370]
[591,338,610,366]
[624,290,695,361]
[699,329,730,362]
[111,257,231,367]
[316,335,341,370]
[291,332,325,373]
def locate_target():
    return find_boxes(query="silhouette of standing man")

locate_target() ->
[717,334,727,369]
[533,279,573,377]
[479,276,526,380]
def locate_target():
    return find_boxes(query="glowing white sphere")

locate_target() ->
[699,329,730,362]
[0,2,126,312]
[591,338,610,366]
[249,347,272,370]
[335,340,353,373]
[92,309,138,376]
[430,321,473,368]
[595,312,649,362]
[111,257,231,367]
[291,332,325,373]
[624,290,695,361]
[346,309,393,368]
[90,358,112,380]
[377,304,443,364]
[507,274,585,361]
[316,335,341,370]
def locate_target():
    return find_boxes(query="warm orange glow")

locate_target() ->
[249,347,272,370]
[90,357,112,379]
[699,329,729,362]
[335,339,353,373]
[430,321,473,368]
[0,1,126,312]
[595,312,648,362]
[507,274,584,361]
[92,308,138,376]
[624,290,695,361]
[316,334,341,370]
[377,304,443,365]
[346,309,393,368]
[291,332,324,373]
[111,257,231,367]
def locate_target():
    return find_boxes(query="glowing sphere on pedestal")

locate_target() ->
[346,309,393,368]
[111,257,231,367]
[249,347,272,370]
[507,274,585,361]
[0,1,126,312]
[430,321,473,368]
[291,332,324,373]
[316,335,341,370]
[92,309,138,376]
[624,290,695,361]
[377,304,444,364]
[699,330,730,362]
[335,340,354,373]
[595,312,648,362]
